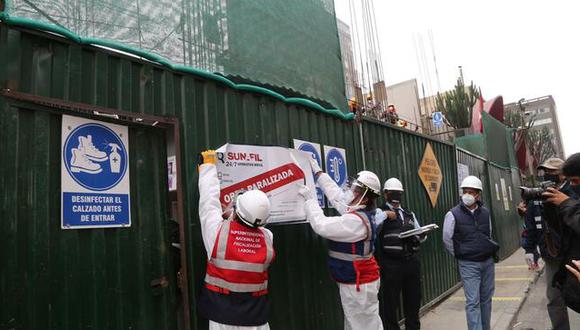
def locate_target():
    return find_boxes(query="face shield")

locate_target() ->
[338,177,368,209]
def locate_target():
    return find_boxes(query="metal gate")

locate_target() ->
[0,102,180,329]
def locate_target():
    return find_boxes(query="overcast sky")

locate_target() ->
[334,0,579,157]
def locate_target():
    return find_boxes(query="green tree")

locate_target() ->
[435,78,480,129]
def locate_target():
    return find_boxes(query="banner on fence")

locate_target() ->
[216,144,315,223]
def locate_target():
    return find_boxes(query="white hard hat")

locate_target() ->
[383,178,404,192]
[460,176,483,191]
[355,170,381,195]
[235,190,271,227]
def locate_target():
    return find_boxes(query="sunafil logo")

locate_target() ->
[227,152,263,162]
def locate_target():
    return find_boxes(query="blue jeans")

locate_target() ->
[458,258,495,330]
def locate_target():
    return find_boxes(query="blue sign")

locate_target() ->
[63,123,128,191]
[298,143,321,164]
[432,111,444,127]
[62,192,130,226]
[61,115,130,229]
[325,148,347,186]
[297,142,325,207]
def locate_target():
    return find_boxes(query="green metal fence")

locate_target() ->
[0,24,522,329]
[0,105,178,329]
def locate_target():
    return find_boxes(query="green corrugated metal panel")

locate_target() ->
[506,128,519,170]
[482,111,509,168]
[486,164,521,259]
[362,119,460,311]
[0,23,523,329]
[0,105,178,328]
[190,90,362,329]
[0,24,356,329]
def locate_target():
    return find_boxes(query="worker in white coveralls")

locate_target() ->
[298,157,383,330]
[197,150,275,330]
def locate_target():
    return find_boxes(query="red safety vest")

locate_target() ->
[205,219,275,295]
[327,210,380,289]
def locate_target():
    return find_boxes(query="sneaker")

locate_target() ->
[70,148,102,174]
[78,135,108,161]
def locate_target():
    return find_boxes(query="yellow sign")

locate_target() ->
[418,143,443,207]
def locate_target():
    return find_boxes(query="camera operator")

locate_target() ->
[543,153,580,314]
[521,158,570,329]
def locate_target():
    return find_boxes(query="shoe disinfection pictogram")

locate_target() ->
[63,123,128,191]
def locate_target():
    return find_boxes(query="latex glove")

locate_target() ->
[309,156,322,174]
[298,184,315,201]
[524,253,534,267]
[201,150,217,165]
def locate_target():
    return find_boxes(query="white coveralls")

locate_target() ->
[198,163,272,330]
[305,172,384,330]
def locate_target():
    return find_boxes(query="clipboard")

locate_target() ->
[398,224,439,239]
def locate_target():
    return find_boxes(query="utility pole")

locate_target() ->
[458,66,464,83]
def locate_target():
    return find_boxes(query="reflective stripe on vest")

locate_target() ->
[328,250,372,261]
[205,219,274,293]
[204,274,268,293]
[327,210,374,258]
[211,258,269,272]
[380,204,420,257]
[383,233,400,238]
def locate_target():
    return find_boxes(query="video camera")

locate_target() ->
[520,180,559,201]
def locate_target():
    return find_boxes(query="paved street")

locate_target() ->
[421,249,580,329]
[512,264,580,329]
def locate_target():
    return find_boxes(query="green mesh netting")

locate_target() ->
[505,127,518,169]
[3,0,347,113]
[455,134,486,158]
[455,113,518,169]
[482,111,518,169]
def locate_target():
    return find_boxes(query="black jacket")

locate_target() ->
[553,197,580,313]
[523,200,563,258]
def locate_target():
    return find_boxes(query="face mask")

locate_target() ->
[543,174,560,184]
[333,185,359,215]
[342,189,355,206]
[462,193,476,206]
[387,191,403,204]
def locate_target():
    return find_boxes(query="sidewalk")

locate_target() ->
[421,249,541,330]
[512,262,580,329]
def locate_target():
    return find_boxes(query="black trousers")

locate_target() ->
[380,256,422,330]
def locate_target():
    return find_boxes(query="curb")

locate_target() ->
[507,266,545,329]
